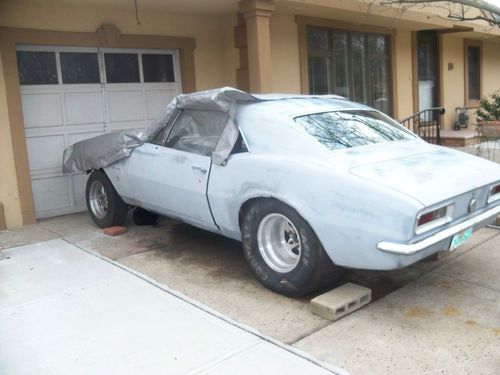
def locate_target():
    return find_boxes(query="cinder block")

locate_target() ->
[310,283,371,321]
[103,226,127,236]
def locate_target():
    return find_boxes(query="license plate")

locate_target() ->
[449,227,473,251]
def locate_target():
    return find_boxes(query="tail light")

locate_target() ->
[415,202,454,234]
[488,183,500,203]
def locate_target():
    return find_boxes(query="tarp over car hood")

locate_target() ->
[62,87,259,173]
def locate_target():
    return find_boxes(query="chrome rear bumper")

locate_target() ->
[377,205,500,255]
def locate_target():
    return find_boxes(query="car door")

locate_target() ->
[125,109,229,230]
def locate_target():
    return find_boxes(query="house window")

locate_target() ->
[104,53,140,83]
[467,45,481,101]
[142,54,175,82]
[16,51,58,85]
[60,52,100,84]
[307,27,392,115]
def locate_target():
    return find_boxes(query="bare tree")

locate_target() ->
[377,0,500,26]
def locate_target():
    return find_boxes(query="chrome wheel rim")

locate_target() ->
[257,213,301,273]
[89,181,108,219]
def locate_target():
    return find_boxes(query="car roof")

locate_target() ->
[237,96,374,119]
[234,97,378,156]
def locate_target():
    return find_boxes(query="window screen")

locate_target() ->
[142,54,175,82]
[104,53,140,83]
[165,110,228,156]
[17,51,58,85]
[60,52,100,84]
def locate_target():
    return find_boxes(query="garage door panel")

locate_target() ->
[107,90,144,122]
[72,174,90,208]
[67,131,105,146]
[32,176,72,214]
[145,89,178,120]
[65,92,104,125]
[21,93,63,128]
[26,135,65,173]
[20,46,181,218]
[107,122,150,132]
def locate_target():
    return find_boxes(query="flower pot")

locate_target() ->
[479,120,500,138]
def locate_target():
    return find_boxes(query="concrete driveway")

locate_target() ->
[1,213,499,374]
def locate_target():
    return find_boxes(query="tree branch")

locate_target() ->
[378,0,500,26]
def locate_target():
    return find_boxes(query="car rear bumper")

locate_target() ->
[377,204,500,255]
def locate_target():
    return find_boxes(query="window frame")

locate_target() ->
[15,45,182,87]
[163,109,230,157]
[464,39,482,107]
[100,47,181,85]
[149,110,182,146]
[297,17,395,117]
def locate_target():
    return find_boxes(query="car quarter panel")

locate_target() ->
[207,152,425,270]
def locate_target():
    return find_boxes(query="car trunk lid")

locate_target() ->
[348,144,500,206]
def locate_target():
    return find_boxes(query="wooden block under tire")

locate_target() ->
[310,283,371,321]
[103,226,128,236]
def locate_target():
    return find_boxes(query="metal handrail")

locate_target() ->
[400,107,445,124]
[400,107,445,145]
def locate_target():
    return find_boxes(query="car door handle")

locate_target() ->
[192,166,207,174]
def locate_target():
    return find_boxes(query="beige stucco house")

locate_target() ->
[1,0,499,229]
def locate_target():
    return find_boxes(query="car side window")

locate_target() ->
[165,110,229,156]
[150,111,180,146]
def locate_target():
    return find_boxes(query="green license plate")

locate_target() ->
[449,227,473,251]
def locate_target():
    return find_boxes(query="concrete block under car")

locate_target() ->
[103,226,128,236]
[311,283,371,321]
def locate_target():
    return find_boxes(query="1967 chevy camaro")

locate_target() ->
[63,88,500,297]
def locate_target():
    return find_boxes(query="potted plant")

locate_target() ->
[476,90,500,137]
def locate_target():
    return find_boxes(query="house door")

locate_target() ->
[417,31,439,112]
[17,46,182,218]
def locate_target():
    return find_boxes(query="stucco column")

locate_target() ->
[239,0,274,93]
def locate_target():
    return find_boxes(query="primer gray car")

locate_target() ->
[63,88,500,297]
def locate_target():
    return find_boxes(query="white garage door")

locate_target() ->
[17,45,182,218]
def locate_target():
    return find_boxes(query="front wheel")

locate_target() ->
[86,170,128,228]
[241,199,343,297]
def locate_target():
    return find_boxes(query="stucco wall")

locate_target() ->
[440,34,465,129]
[220,14,239,88]
[393,29,414,120]
[0,50,23,228]
[482,40,500,97]
[0,1,229,91]
[270,13,301,93]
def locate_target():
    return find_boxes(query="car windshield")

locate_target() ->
[294,110,416,151]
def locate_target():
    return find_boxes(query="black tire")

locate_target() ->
[133,207,159,226]
[85,170,128,228]
[241,199,343,297]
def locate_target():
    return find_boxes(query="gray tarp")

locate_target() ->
[62,87,258,173]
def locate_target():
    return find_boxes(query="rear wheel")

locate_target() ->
[241,199,343,297]
[86,170,128,228]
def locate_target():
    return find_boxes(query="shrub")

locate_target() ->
[476,90,500,121]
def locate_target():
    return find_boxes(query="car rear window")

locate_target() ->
[294,110,415,151]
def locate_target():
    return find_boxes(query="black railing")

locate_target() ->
[400,107,445,145]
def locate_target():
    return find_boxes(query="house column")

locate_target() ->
[239,0,274,93]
